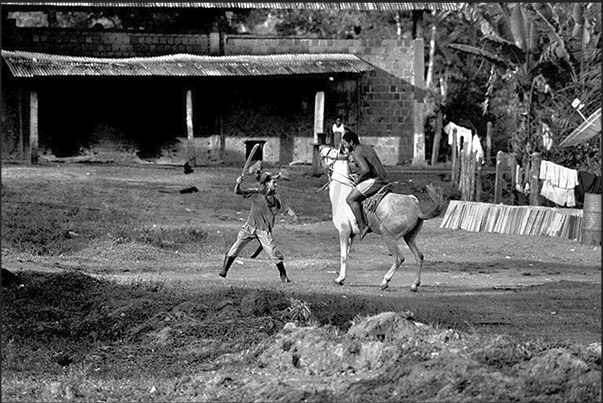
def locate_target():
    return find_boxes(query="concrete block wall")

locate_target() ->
[170,135,318,167]
[361,137,401,167]
[2,28,210,57]
[172,136,282,165]
[225,36,418,164]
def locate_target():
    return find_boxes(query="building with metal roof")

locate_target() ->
[1,3,439,167]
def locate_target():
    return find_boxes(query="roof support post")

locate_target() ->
[312,91,325,177]
[28,90,38,165]
[18,88,24,160]
[209,33,221,56]
[186,88,196,167]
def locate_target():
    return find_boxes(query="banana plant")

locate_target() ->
[447,3,598,165]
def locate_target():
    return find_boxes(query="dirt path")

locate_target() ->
[5,217,600,345]
[2,163,600,346]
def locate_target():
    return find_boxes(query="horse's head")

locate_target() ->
[319,145,354,186]
[319,145,340,169]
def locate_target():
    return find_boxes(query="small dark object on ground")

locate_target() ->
[54,353,73,367]
[2,268,23,288]
[184,162,194,174]
[180,186,199,194]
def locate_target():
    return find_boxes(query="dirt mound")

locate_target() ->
[248,312,601,402]
[2,268,600,402]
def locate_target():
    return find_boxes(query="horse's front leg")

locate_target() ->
[334,230,350,285]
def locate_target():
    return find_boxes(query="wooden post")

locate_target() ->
[450,128,458,189]
[510,154,518,205]
[185,89,195,167]
[29,90,38,165]
[219,115,225,160]
[460,148,469,201]
[529,152,542,206]
[469,149,477,201]
[494,151,504,204]
[485,121,492,166]
[475,158,482,202]
[312,91,325,177]
[430,111,442,166]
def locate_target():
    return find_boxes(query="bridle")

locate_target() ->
[319,146,355,188]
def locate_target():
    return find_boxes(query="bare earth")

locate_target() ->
[1,162,600,401]
[2,162,600,344]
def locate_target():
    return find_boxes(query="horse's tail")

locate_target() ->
[418,183,447,220]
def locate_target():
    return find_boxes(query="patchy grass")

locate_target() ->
[1,163,600,402]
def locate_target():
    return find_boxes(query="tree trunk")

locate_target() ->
[425,10,437,89]
[431,112,442,166]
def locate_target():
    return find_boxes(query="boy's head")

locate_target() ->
[342,130,359,145]
[260,172,280,190]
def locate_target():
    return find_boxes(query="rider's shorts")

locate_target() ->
[357,178,382,197]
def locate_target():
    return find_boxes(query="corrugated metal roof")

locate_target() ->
[2,50,374,78]
[1,3,478,20]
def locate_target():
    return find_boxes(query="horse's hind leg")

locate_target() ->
[380,234,405,291]
[403,220,425,292]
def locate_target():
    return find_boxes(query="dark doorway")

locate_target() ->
[245,140,265,160]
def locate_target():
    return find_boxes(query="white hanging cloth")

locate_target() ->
[539,160,579,207]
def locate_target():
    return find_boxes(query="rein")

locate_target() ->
[319,147,355,188]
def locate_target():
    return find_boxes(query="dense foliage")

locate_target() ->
[448,3,601,173]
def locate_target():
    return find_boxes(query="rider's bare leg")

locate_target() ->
[346,189,371,239]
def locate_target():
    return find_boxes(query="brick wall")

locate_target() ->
[2,28,210,57]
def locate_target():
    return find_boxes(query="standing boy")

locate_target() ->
[331,116,346,151]
[219,172,299,282]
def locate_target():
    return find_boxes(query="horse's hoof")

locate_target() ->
[381,283,389,291]
[410,284,419,292]
[334,279,344,286]
[281,276,291,283]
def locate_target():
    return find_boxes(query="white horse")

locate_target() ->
[319,145,446,292]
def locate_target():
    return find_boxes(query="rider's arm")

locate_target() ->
[352,151,370,183]
[337,150,349,160]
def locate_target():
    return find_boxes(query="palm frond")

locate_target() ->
[526,4,570,61]
[448,43,511,71]
[509,3,529,52]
